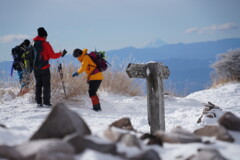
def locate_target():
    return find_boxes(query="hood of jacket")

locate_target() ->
[33,36,46,42]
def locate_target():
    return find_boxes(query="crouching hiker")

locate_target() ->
[72,48,103,111]
[33,27,67,108]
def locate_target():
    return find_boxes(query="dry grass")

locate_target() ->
[50,63,88,101]
[211,76,238,88]
[50,61,143,100]
[0,58,143,102]
[101,70,143,96]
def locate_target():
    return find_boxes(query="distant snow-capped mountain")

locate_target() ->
[138,38,167,48]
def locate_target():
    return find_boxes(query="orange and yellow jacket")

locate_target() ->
[77,49,104,81]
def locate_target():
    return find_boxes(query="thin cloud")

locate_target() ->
[0,34,31,43]
[186,23,239,34]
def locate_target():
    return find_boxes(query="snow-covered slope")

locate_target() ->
[0,83,240,159]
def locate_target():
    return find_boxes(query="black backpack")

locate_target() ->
[11,46,23,70]
[33,41,49,70]
[11,45,33,71]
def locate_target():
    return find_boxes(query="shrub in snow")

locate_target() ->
[211,48,240,83]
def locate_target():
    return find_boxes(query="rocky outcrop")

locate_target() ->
[1,102,236,160]
[30,103,91,140]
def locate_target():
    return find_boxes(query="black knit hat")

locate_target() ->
[22,39,30,47]
[38,27,48,37]
[73,48,82,58]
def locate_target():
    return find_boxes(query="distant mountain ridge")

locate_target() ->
[1,38,240,94]
[108,38,240,61]
[107,38,240,94]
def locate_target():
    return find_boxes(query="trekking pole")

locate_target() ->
[57,63,67,97]
[10,61,14,77]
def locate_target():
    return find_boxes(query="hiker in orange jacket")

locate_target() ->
[72,48,103,111]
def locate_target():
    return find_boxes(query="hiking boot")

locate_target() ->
[17,87,30,96]
[17,91,24,96]
[37,104,43,108]
[44,104,52,108]
[93,104,102,112]
[22,87,30,94]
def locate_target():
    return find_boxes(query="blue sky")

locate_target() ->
[0,0,240,61]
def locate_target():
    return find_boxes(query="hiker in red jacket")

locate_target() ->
[33,27,66,107]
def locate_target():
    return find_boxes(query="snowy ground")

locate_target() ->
[0,82,240,160]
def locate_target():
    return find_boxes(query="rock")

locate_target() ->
[104,129,142,148]
[196,115,203,123]
[187,148,227,160]
[194,125,234,142]
[35,152,74,160]
[64,133,117,155]
[140,133,163,146]
[197,102,221,123]
[117,134,142,149]
[0,123,6,128]
[129,149,161,160]
[0,139,75,160]
[155,127,202,144]
[31,103,91,140]
[0,145,22,160]
[110,117,135,131]
[104,128,123,142]
[203,102,220,111]
[218,112,240,131]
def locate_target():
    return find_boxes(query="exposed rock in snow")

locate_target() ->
[31,103,91,140]
[218,112,240,131]
[194,125,234,142]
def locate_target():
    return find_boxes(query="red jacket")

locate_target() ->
[33,36,62,69]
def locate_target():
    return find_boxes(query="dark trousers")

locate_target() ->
[88,80,102,97]
[34,68,51,105]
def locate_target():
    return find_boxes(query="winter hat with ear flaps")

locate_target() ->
[38,27,48,37]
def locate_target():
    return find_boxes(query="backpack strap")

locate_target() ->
[87,54,100,75]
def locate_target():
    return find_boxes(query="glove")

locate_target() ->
[72,72,78,77]
[62,49,67,57]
